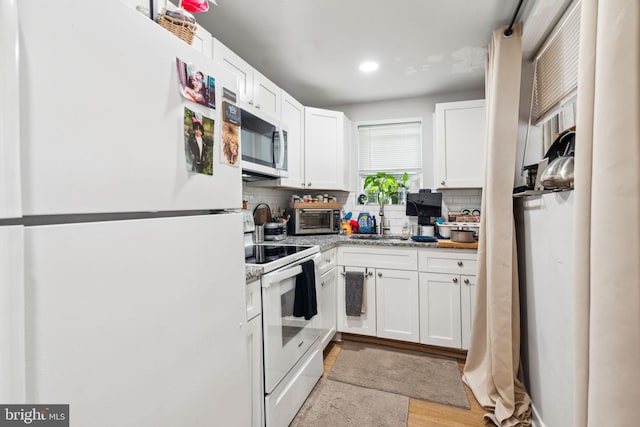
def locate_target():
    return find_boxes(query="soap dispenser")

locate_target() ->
[401,219,411,240]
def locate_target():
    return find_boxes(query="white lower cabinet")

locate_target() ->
[336,246,478,350]
[337,266,377,336]
[318,266,337,349]
[337,246,418,340]
[376,269,420,343]
[418,249,477,350]
[245,279,263,427]
[419,272,462,348]
[460,274,477,350]
[246,315,263,427]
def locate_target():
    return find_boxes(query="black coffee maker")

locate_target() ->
[405,189,442,225]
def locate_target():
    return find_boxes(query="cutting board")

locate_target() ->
[437,240,478,249]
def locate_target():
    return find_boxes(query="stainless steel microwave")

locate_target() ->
[286,208,341,235]
[240,107,288,179]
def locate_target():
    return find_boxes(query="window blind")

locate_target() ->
[358,121,422,173]
[533,0,581,124]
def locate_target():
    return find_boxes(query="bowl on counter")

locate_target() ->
[437,222,480,240]
[450,229,476,243]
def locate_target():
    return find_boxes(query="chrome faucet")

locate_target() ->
[378,196,387,236]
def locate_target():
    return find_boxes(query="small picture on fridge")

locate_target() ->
[184,107,215,175]
[221,122,239,166]
[176,58,216,109]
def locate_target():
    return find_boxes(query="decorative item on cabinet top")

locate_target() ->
[157,8,198,44]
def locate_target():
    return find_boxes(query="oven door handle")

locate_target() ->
[261,264,303,288]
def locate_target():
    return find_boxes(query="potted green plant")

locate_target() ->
[363,172,398,206]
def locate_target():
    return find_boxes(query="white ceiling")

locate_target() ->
[196,0,522,108]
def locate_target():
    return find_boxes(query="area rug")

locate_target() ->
[327,340,470,409]
[290,378,409,427]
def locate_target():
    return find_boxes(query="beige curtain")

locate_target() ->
[463,23,532,426]
[573,1,640,426]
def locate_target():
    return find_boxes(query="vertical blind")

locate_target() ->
[358,121,422,173]
[533,0,581,124]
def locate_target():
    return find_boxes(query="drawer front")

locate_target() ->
[338,246,417,270]
[245,279,262,321]
[418,249,477,274]
[318,248,337,275]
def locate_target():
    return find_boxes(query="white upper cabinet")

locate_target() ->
[213,38,280,119]
[434,99,486,189]
[252,69,281,118]
[279,91,305,188]
[304,107,347,191]
[191,24,213,59]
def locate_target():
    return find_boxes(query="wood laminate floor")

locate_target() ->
[322,339,486,427]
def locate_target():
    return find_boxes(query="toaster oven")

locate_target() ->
[286,208,341,235]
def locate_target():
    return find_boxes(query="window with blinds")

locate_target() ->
[357,120,422,203]
[358,121,422,174]
[533,0,581,124]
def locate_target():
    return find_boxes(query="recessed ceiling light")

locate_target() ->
[359,61,379,73]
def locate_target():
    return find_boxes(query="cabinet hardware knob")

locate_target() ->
[441,180,446,185]
[452,277,458,283]
[307,182,312,187]
[321,281,325,287]
[367,271,373,277]
[325,259,330,263]
[378,272,382,277]
[248,100,253,105]
[457,261,463,267]
[464,279,470,284]
[255,104,261,109]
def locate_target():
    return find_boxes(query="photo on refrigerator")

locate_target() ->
[176,57,216,109]
[184,107,215,175]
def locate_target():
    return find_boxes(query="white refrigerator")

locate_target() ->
[0,1,249,426]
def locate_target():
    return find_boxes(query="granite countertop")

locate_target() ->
[244,234,466,281]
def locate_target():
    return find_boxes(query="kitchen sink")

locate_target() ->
[349,234,403,240]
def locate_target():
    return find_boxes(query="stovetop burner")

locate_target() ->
[245,244,314,265]
[244,243,319,274]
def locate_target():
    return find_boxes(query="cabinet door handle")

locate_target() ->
[441,180,446,185]
[457,261,463,267]
[248,100,254,105]
[367,271,373,277]
[464,278,470,285]
[321,281,325,287]
[307,182,312,187]
[255,104,261,109]
[452,277,458,283]
[378,272,382,277]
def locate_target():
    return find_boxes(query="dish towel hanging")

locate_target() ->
[293,260,317,320]
[345,271,365,316]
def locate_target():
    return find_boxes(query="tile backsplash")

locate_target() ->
[243,184,481,234]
